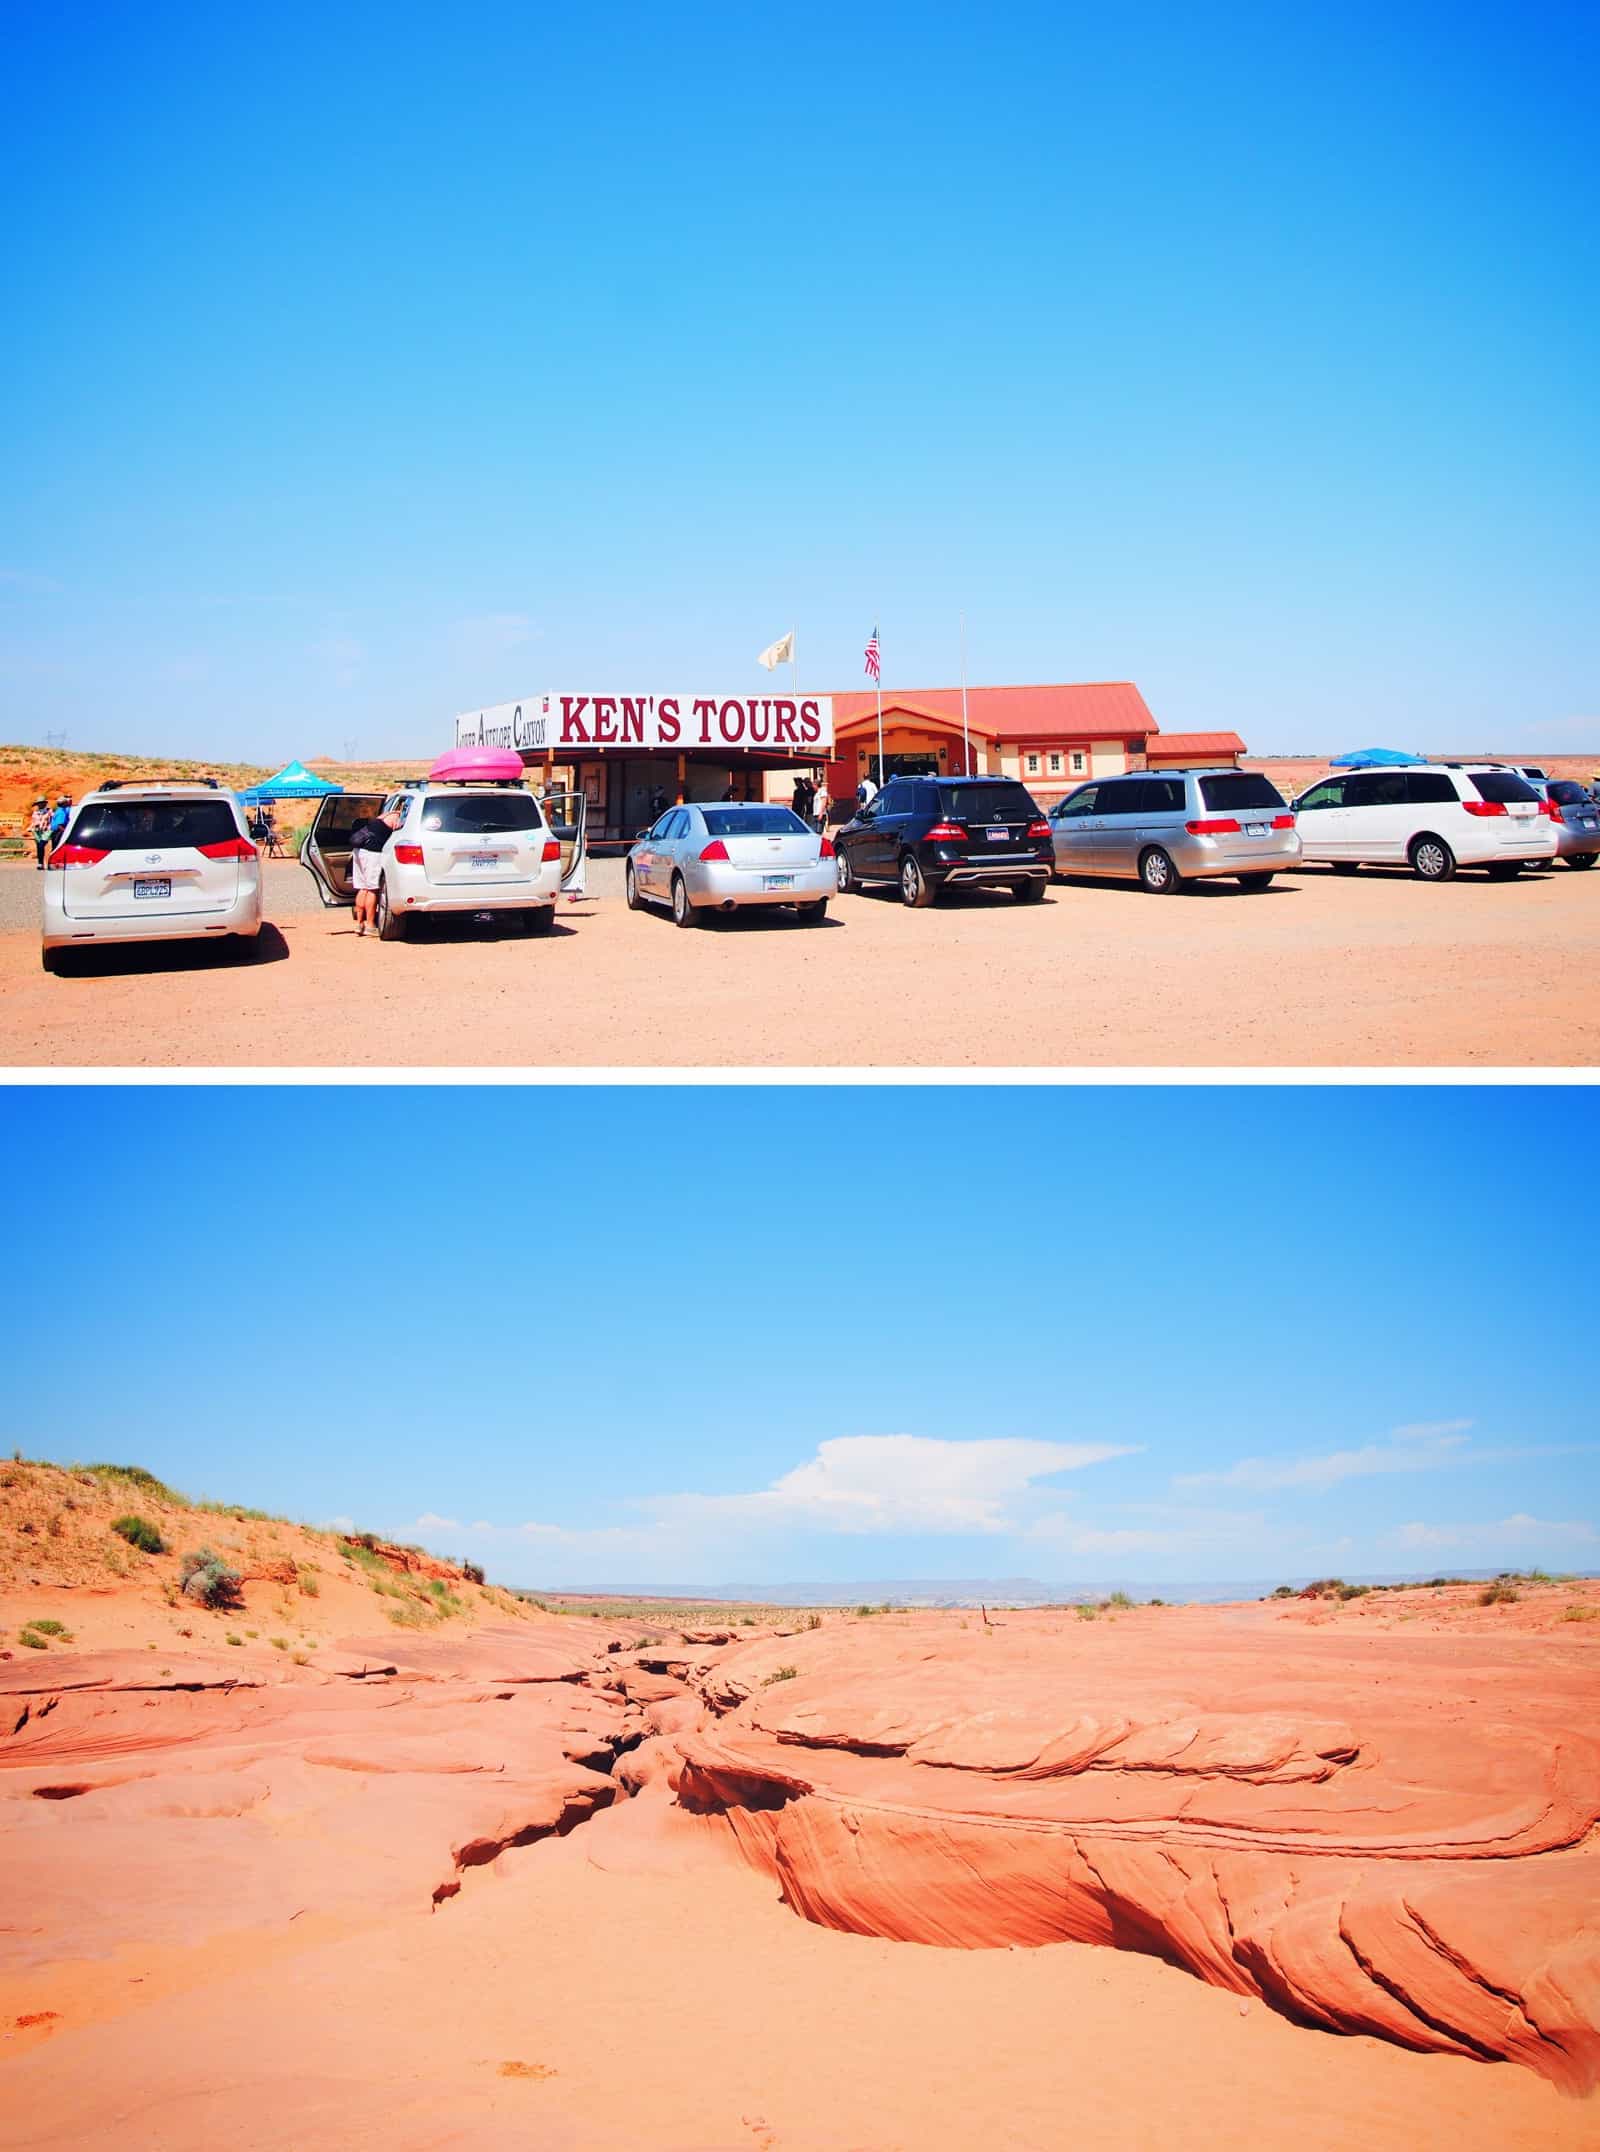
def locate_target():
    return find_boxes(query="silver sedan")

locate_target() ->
[625,802,835,927]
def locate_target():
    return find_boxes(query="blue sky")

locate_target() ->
[3,2,1594,763]
[9,1084,1595,1589]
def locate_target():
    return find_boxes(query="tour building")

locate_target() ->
[453,680,1246,842]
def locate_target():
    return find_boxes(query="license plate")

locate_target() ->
[133,878,171,899]
[1245,822,1267,836]
[1577,818,1596,830]
[764,874,794,889]
[986,828,1009,842]
[467,852,501,868]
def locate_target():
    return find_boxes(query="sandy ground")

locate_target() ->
[3,854,1598,1068]
[4,1793,1591,2152]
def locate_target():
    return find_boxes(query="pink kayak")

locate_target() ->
[427,746,525,785]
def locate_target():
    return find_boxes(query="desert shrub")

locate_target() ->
[27,1618,68,1637]
[762,1665,799,1685]
[19,1629,49,1649]
[1105,1590,1134,1610]
[224,1633,243,1646]
[297,1569,320,1597]
[1301,1578,1346,1599]
[1270,1584,1297,1599]
[1560,1605,1598,1622]
[112,1514,165,1554]
[1479,1582,1520,1606]
[180,1547,242,1608]
[461,1561,485,1586]
[802,1612,823,1630]
[1146,1597,1165,1607]
[1336,1583,1371,1600]
[269,1636,288,1651]
[1075,1603,1097,1621]
[83,1463,184,1504]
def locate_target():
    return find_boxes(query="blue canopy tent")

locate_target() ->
[237,759,343,805]
[1329,747,1425,769]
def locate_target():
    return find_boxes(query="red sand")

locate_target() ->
[3,1559,1597,2148]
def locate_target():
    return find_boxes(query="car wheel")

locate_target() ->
[836,848,857,894]
[1237,873,1274,892]
[1138,846,1180,894]
[524,905,555,935]
[624,861,643,909]
[376,879,408,940]
[1567,852,1598,870]
[1409,834,1455,882]
[900,853,935,907]
[671,874,701,928]
[797,898,829,924]
[1012,877,1047,902]
[1331,861,1361,876]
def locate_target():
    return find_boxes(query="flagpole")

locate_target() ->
[875,619,884,789]
[960,611,970,776]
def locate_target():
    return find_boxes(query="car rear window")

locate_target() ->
[702,807,808,836]
[72,799,241,850]
[1469,772,1539,805]
[1197,774,1286,812]
[938,782,1037,822]
[1549,780,1589,805]
[419,792,542,833]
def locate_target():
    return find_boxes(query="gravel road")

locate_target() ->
[4,857,1597,1068]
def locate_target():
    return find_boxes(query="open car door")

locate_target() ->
[301,793,384,907]
[540,789,588,897]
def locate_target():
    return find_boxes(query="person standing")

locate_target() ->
[28,798,51,868]
[792,773,814,824]
[813,774,830,834]
[48,796,72,851]
[348,805,400,936]
[856,771,878,811]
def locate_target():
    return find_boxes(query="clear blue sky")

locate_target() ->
[3,2,1594,763]
[9,1084,1594,1589]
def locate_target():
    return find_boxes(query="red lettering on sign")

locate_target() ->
[658,697,681,744]
[590,697,618,743]
[693,699,717,743]
[619,698,647,743]
[562,696,591,743]
[799,699,822,744]
[719,698,747,744]
[748,700,772,744]
[773,700,798,744]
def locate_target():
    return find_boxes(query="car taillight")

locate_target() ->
[47,844,108,868]
[699,839,730,863]
[819,835,835,858]
[1026,819,1051,838]
[541,838,561,862]
[1271,813,1295,829]
[1185,818,1241,835]
[197,836,258,860]
[1462,800,1506,817]
[1542,798,1563,824]
[924,821,967,841]
[393,844,424,864]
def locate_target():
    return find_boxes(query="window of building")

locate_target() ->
[1069,749,1087,774]
[1025,751,1040,774]
[1049,752,1062,773]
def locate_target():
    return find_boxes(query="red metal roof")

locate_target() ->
[830,682,1158,744]
[1147,731,1246,757]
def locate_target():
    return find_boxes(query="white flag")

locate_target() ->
[757,630,795,670]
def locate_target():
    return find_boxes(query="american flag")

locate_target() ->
[863,625,880,680]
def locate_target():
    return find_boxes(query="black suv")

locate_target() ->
[833,776,1053,907]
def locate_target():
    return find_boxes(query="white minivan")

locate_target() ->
[41,781,263,971]
[1292,764,1555,881]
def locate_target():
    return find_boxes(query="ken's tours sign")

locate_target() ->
[455,693,833,757]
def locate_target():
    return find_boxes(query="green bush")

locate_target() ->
[27,1618,68,1636]
[761,1665,799,1685]
[461,1561,485,1586]
[112,1514,165,1554]
[83,1463,184,1504]
[1105,1590,1134,1610]
[180,1547,242,1608]
[1269,1584,1297,1599]
[1479,1582,1520,1606]
[19,1629,49,1649]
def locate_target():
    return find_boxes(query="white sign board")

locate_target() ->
[454,693,833,757]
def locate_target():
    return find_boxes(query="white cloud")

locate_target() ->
[644,1434,1138,1538]
[1391,1514,1597,1553]
[1177,1420,1473,1492]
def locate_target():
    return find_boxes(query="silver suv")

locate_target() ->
[1048,768,1299,893]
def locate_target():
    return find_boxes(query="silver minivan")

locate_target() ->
[1048,768,1299,893]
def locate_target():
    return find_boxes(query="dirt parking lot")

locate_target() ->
[2,857,1597,1067]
